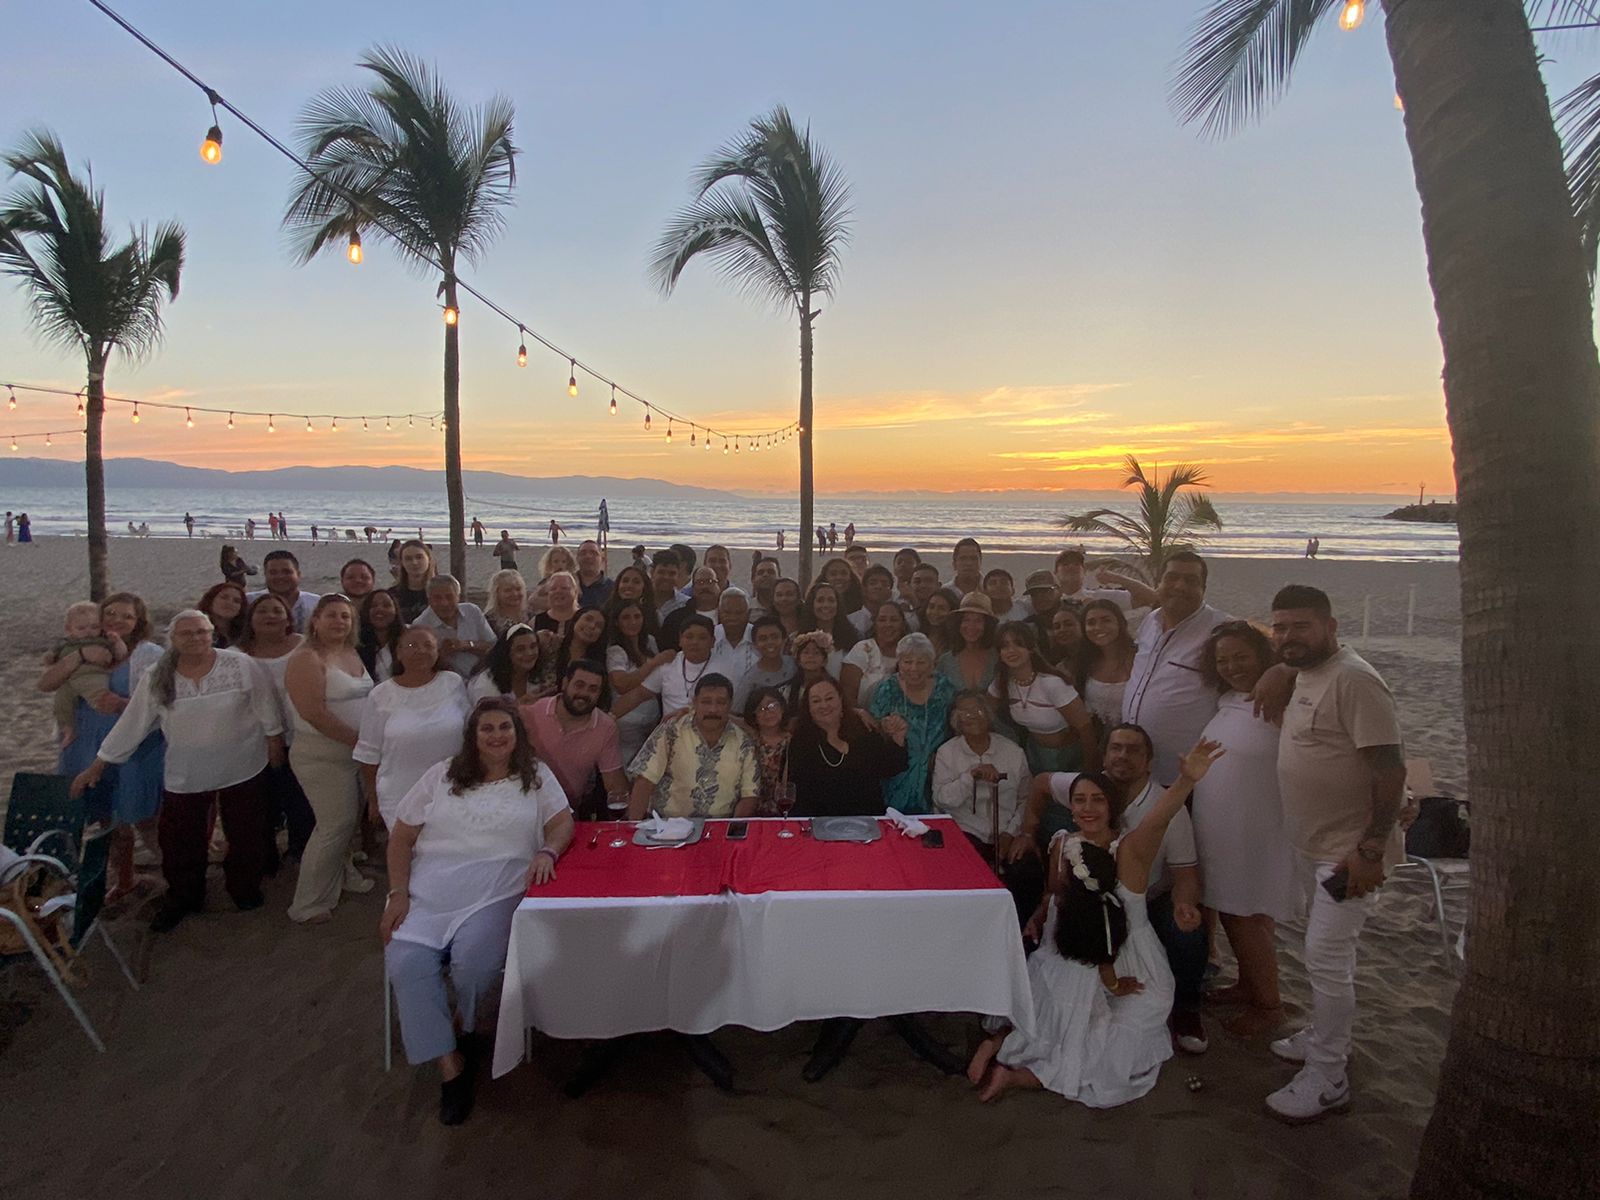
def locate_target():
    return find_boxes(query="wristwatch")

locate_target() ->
[1356,843,1384,864]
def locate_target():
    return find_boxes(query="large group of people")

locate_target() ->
[40,532,1410,1129]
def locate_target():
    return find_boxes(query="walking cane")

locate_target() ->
[971,772,1009,877]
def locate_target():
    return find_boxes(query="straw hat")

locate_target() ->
[954,592,998,620]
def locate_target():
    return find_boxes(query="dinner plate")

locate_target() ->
[810,815,883,843]
[631,818,707,847]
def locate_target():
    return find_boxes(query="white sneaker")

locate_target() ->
[1266,1066,1350,1124]
[1270,1027,1313,1064]
[342,862,375,894]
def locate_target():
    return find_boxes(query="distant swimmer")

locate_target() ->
[184,512,195,538]
[471,516,486,546]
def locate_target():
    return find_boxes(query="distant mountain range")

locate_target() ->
[0,457,737,501]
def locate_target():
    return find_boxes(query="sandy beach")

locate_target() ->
[0,535,1468,1200]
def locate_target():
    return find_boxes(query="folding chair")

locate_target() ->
[1397,758,1464,964]
[0,821,139,1051]
[3,772,87,869]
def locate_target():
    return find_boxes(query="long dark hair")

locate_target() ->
[802,581,859,651]
[606,599,655,668]
[917,587,961,655]
[1079,598,1134,690]
[992,620,1073,726]
[555,606,607,682]
[100,591,152,651]
[743,684,791,729]
[197,582,248,647]
[474,623,541,693]
[603,565,660,644]
[866,598,910,650]
[237,593,294,653]
[395,538,436,590]
[357,588,406,676]
[1052,836,1129,967]
[1199,620,1276,693]
[792,675,870,747]
[446,698,542,794]
[817,557,864,611]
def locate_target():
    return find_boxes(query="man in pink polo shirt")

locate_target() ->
[523,659,628,818]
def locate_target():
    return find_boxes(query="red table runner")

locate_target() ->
[532,817,1002,900]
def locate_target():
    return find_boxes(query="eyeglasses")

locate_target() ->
[758,700,784,712]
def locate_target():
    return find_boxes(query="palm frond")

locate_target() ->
[1170,0,1344,138]
[1556,70,1600,283]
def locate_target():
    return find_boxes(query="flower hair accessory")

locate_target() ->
[1066,835,1124,957]
[792,630,835,656]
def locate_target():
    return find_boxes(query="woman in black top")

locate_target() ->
[391,539,436,623]
[788,676,909,818]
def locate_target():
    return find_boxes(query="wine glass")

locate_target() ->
[775,783,798,839]
[606,792,630,848]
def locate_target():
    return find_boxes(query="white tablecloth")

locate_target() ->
[492,884,1035,1077]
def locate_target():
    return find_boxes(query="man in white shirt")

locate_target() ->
[704,543,735,592]
[1122,552,1232,785]
[1053,548,1140,613]
[748,556,780,619]
[640,614,740,718]
[931,690,1039,921]
[952,537,983,596]
[892,547,921,607]
[247,549,319,632]
[412,576,496,677]
[713,587,759,680]
[849,566,897,635]
[1019,722,1208,1054]
[1265,584,1408,1124]
[982,568,1035,625]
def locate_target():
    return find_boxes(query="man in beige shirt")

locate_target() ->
[1267,584,1408,1125]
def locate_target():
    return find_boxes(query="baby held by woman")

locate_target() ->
[46,600,127,746]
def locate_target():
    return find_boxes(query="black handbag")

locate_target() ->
[1405,795,1471,859]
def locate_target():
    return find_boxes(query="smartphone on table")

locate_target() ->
[921,829,944,849]
[726,821,750,840]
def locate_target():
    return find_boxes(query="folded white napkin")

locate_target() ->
[884,808,930,837]
[639,816,695,842]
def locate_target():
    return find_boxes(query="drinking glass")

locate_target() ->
[606,792,630,848]
[776,783,798,839]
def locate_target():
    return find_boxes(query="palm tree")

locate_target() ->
[283,46,517,585]
[1059,455,1222,580]
[1174,4,1600,1196]
[0,131,184,601]
[652,106,852,588]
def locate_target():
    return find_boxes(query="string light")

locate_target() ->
[735,438,741,453]
[517,328,528,368]
[609,385,617,416]
[227,412,234,429]
[75,1,802,456]
[44,433,51,446]
[185,407,193,428]
[268,414,276,433]
[6,386,14,411]
[131,403,140,424]
[347,230,362,264]
[362,416,368,431]
[385,417,392,431]
[666,420,672,444]
[76,392,85,418]
[10,437,17,451]
[332,417,339,432]
[704,435,711,452]
[644,405,652,431]
[1339,0,1364,30]
[691,428,697,447]
[723,440,729,455]
[200,91,223,164]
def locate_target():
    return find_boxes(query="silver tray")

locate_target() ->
[810,815,883,843]
[631,817,707,848]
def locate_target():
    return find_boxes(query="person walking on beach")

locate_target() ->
[828,522,838,550]
[1264,584,1407,1125]
[268,513,279,539]
[246,517,256,540]
[844,521,855,545]
[5,511,14,542]
[16,513,31,543]
[184,512,194,538]
[548,518,566,545]
[311,524,320,546]
[597,498,610,551]
[471,517,485,547]
[776,529,785,552]
[277,512,289,540]
[816,526,827,553]
[492,530,518,572]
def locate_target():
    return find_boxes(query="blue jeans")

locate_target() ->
[1147,890,1207,1012]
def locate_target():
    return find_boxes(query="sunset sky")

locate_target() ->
[4,2,1586,497]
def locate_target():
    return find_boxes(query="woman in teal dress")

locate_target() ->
[936,592,1000,695]
[869,633,956,814]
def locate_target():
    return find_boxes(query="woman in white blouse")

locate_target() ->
[381,698,574,1125]
[604,600,672,766]
[1078,599,1136,735]
[466,623,544,703]
[285,595,374,924]
[71,610,286,933]
[840,601,908,711]
[1193,620,1300,1037]
[355,628,471,829]
[991,622,1098,775]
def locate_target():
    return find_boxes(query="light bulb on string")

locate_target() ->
[268,414,276,433]
[666,420,673,444]
[332,418,339,433]
[131,403,140,425]
[45,433,51,447]
[443,304,459,326]
[609,385,617,416]
[705,434,711,452]
[691,428,697,447]
[517,328,528,368]
[6,386,15,411]
[385,417,392,431]
[185,407,194,428]
[363,417,369,431]
[568,360,579,397]
[227,412,234,430]
[347,230,363,264]
[9,437,16,452]
[408,415,414,428]
[644,405,652,431]
[723,440,729,455]
[75,392,85,418]
[1339,0,1364,30]
[305,416,314,433]
[735,438,741,454]
[200,90,224,163]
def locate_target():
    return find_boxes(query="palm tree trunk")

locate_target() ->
[1382,4,1600,1196]
[798,300,815,590]
[84,351,110,602]
[442,276,466,585]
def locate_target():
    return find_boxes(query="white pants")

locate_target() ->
[287,735,360,922]
[1299,857,1376,1080]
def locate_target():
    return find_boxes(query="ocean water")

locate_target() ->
[0,485,1459,562]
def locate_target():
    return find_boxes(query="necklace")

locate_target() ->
[680,655,709,687]
[818,738,848,767]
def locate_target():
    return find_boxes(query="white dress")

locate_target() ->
[997,842,1175,1108]
[1191,692,1302,921]
[1082,676,1127,728]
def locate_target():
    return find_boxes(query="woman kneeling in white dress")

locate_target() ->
[968,739,1225,1106]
